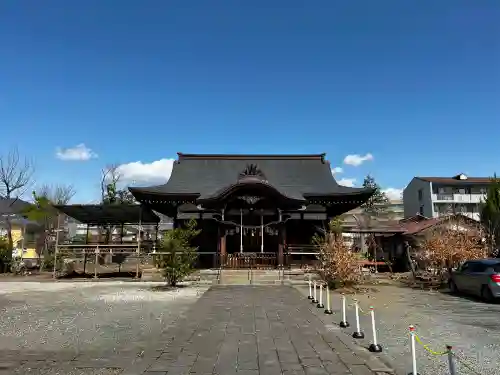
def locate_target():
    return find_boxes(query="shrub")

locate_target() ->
[418,216,488,276]
[0,236,11,273]
[314,218,363,289]
[155,219,200,286]
[41,252,73,275]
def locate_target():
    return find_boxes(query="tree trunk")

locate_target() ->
[83,253,88,274]
[405,242,417,278]
[5,217,14,262]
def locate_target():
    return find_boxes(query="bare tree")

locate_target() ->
[0,148,34,255]
[37,184,75,205]
[315,218,363,289]
[101,164,121,202]
[23,184,76,270]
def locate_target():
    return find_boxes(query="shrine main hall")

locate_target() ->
[128,153,374,267]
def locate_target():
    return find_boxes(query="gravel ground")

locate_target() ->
[0,281,207,374]
[298,283,499,375]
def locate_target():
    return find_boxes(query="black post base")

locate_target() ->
[352,331,365,339]
[312,299,318,304]
[316,303,324,308]
[339,321,350,328]
[308,295,313,299]
[324,309,333,315]
[407,373,421,375]
[368,344,382,353]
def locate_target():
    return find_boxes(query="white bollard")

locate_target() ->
[324,285,333,314]
[339,294,349,327]
[368,306,382,352]
[308,278,313,299]
[312,281,318,303]
[352,300,365,339]
[317,284,324,308]
[408,325,418,375]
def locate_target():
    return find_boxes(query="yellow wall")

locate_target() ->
[10,226,38,259]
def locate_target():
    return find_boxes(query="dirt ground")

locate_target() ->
[0,281,207,374]
[299,282,500,375]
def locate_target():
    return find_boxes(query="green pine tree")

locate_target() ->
[480,174,500,254]
[361,174,389,217]
[155,219,200,286]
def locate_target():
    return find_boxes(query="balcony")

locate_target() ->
[432,193,485,203]
[434,194,454,201]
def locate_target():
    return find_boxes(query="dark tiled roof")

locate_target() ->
[130,153,373,201]
[0,198,32,216]
[53,204,160,224]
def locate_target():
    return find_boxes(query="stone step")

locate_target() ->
[141,268,220,283]
[220,278,250,285]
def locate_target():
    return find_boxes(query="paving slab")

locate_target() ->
[1,284,395,375]
[135,285,394,375]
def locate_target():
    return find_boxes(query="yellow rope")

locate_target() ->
[414,335,449,356]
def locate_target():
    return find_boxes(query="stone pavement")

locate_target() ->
[126,285,394,375]
[1,285,395,375]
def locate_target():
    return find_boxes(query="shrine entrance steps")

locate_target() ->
[142,268,322,285]
[220,269,282,285]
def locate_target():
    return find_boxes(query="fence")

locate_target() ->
[218,252,278,269]
[306,278,483,375]
[55,244,151,278]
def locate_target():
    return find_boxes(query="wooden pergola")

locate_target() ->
[52,204,161,278]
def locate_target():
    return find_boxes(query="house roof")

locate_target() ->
[346,214,480,236]
[0,198,32,216]
[53,204,160,225]
[398,214,479,235]
[129,153,374,202]
[416,176,492,185]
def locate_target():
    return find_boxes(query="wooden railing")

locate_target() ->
[285,244,319,269]
[218,253,278,269]
[56,243,153,255]
[286,244,319,255]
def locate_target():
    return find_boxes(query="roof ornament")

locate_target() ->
[239,196,262,205]
[453,173,468,180]
[238,164,267,183]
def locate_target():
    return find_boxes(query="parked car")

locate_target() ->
[449,259,500,302]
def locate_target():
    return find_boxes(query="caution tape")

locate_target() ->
[413,334,449,356]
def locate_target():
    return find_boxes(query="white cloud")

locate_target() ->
[337,178,356,187]
[331,166,343,174]
[383,188,403,201]
[343,153,374,167]
[56,144,98,161]
[116,158,175,184]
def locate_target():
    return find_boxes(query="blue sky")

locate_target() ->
[1,0,499,203]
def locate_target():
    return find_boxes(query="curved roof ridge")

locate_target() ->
[198,180,305,202]
[177,153,326,162]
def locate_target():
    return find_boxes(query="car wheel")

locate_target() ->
[449,280,459,294]
[481,285,495,303]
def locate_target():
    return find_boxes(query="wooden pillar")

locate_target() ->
[279,224,286,267]
[219,225,226,268]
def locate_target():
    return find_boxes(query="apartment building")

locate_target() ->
[403,173,491,221]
